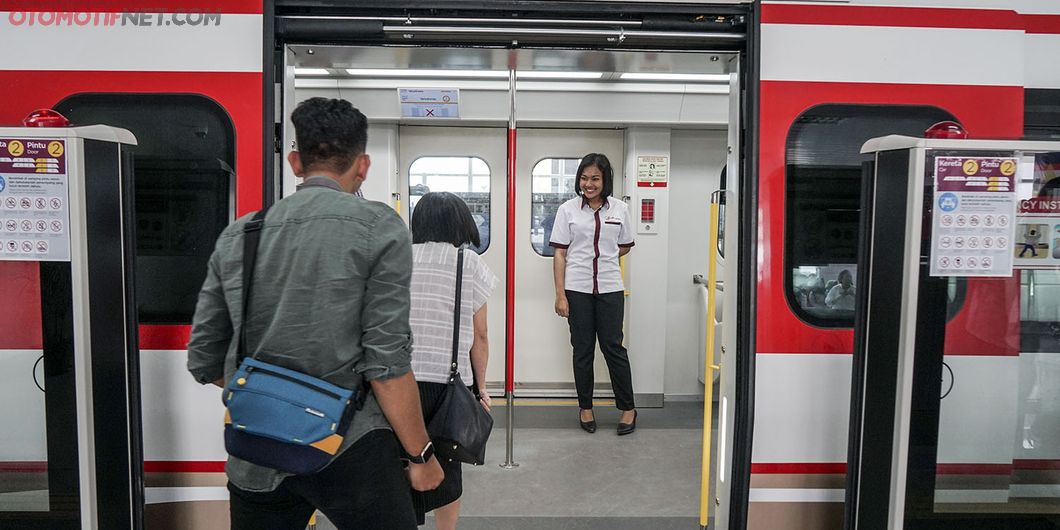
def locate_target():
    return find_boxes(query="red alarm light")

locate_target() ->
[22,109,71,128]
[924,121,968,139]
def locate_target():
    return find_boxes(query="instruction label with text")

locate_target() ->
[0,137,71,262]
[930,156,1017,277]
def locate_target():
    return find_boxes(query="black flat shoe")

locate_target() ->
[617,410,637,436]
[579,411,597,433]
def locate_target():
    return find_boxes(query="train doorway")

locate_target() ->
[274,3,753,527]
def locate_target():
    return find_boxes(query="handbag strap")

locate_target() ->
[238,207,271,365]
[239,206,271,364]
[449,247,465,383]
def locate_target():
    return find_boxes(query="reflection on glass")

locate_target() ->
[0,351,49,512]
[791,265,857,317]
[934,152,1060,515]
[531,158,580,256]
[409,156,491,254]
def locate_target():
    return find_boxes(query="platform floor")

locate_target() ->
[317,400,717,530]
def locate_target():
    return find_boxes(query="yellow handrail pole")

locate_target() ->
[699,196,721,528]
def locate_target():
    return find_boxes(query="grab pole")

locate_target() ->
[699,192,722,528]
[501,65,519,469]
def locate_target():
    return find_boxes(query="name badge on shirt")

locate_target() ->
[604,215,622,225]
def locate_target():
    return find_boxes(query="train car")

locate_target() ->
[0,1,1058,529]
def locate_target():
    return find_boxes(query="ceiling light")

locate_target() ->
[345,68,509,78]
[619,73,730,82]
[294,68,330,76]
[516,71,603,79]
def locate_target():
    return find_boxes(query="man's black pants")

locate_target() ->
[228,429,417,530]
[566,290,636,411]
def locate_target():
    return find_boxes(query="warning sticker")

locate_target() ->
[0,137,70,262]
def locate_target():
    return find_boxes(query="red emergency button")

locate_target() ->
[23,109,70,128]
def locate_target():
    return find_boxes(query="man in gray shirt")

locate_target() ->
[188,97,442,529]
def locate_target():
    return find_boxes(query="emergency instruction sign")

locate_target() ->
[0,137,71,262]
[929,156,1017,277]
[1013,197,1060,269]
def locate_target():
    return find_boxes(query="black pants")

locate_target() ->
[566,290,635,411]
[228,429,417,530]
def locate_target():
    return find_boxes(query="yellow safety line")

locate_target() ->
[699,199,721,528]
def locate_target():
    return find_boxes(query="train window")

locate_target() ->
[531,158,580,257]
[785,104,956,327]
[55,94,234,324]
[408,156,491,254]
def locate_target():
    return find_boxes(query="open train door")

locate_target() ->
[708,59,746,529]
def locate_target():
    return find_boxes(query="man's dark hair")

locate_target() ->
[290,97,367,175]
[574,153,614,200]
[410,192,481,248]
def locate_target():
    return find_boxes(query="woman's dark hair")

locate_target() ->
[410,192,481,248]
[574,153,614,200]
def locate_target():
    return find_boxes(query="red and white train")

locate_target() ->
[1,1,1058,529]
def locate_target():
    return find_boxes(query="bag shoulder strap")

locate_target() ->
[449,247,464,382]
[238,206,271,364]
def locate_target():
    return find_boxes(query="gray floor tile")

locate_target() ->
[316,402,717,530]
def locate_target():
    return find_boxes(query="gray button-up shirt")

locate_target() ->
[187,176,413,492]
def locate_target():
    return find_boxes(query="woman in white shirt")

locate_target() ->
[550,153,638,436]
[408,192,498,530]
[825,269,856,311]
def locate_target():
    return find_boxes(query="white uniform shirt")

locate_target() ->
[549,195,635,294]
[410,242,498,384]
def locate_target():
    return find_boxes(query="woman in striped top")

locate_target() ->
[408,192,498,530]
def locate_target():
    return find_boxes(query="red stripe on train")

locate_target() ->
[0,2,262,14]
[0,462,48,473]
[1024,15,1060,35]
[762,4,1024,31]
[751,463,847,474]
[936,463,1014,475]
[1013,459,1060,471]
[140,325,192,350]
[144,461,226,473]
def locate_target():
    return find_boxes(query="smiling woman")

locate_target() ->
[549,152,638,434]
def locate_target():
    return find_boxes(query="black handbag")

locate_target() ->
[426,247,494,465]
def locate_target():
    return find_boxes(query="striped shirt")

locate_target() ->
[410,242,498,384]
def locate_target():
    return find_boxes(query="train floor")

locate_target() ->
[316,400,718,530]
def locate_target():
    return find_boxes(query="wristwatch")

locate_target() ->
[406,441,434,464]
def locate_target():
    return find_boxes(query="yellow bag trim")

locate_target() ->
[309,434,344,455]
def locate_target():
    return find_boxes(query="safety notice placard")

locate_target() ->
[929,156,1017,277]
[1013,197,1060,269]
[637,156,668,187]
[399,88,460,118]
[0,137,71,262]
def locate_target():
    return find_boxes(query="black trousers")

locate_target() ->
[566,290,635,411]
[228,429,417,530]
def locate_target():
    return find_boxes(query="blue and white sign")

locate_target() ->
[399,88,460,119]
[937,192,958,212]
[0,176,6,193]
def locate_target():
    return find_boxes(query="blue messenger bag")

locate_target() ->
[222,208,361,475]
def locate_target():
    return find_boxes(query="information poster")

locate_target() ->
[0,137,71,262]
[399,88,460,118]
[929,156,1017,277]
[636,155,668,187]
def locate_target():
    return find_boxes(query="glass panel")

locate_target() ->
[531,158,579,257]
[408,156,491,254]
[56,94,234,324]
[931,149,1060,517]
[785,104,957,327]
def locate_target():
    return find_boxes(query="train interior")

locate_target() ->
[281,45,738,528]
